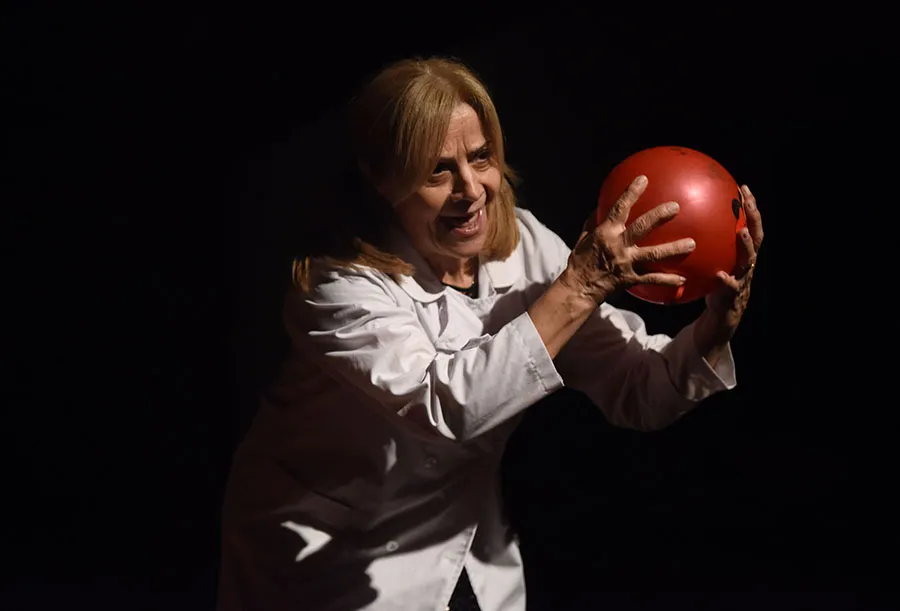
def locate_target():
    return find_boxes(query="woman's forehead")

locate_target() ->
[440,104,487,154]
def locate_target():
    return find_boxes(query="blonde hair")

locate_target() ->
[292,56,520,291]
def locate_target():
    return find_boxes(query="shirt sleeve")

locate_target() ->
[557,305,737,431]
[526,210,737,431]
[283,268,564,442]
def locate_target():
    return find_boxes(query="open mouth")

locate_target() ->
[439,207,485,237]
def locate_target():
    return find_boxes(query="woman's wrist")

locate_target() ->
[693,308,733,367]
[557,265,613,309]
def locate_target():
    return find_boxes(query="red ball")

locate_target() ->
[595,146,748,305]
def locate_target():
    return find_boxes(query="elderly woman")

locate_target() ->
[217,57,763,611]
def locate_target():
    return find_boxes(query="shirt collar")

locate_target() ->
[387,225,522,303]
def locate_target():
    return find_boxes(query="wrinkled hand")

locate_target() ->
[563,175,696,304]
[704,185,764,340]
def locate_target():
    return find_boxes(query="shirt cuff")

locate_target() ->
[663,319,737,401]
[513,312,565,396]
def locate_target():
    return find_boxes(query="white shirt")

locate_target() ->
[217,208,736,611]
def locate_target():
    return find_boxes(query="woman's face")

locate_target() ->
[390,103,501,273]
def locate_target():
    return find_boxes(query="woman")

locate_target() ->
[218,57,763,611]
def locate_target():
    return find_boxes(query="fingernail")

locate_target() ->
[741,228,750,238]
[678,277,687,286]
[668,202,680,214]
[635,175,648,186]
[687,238,696,249]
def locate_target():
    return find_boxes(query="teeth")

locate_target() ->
[444,209,482,220]
[441,208,483,231]
[459,211,479,227]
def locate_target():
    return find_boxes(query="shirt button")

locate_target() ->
[385,541,399,553]
[424,456,438,469]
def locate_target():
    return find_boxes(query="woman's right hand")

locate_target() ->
[561,175,696,305]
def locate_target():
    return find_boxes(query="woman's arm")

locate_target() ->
[286,268,574,443]
[554,303,736,432]
[527,209,736,432]
[527,267,600,359]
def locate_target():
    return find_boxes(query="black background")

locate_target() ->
[6,4,898,609]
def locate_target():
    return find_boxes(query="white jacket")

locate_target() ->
[217,208,736,611]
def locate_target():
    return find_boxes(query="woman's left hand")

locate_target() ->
[703,185,765,343]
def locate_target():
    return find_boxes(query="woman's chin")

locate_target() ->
[441,233,486,259]
[437,216,489,255]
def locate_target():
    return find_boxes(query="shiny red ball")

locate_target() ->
[595,146,748,305]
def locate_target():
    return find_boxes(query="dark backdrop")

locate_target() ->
[6,4,897,609]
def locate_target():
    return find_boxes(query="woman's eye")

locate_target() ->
[474,150,492,164]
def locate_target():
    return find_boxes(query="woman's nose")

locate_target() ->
[453,164,482,202]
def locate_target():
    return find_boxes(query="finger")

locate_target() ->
[625,201,680,244]
[605,175,647,225]
[636,272,687,286]
[736,226,756,273]
[741,185,764,250]
[716,271,742,292]
[631,237,696,263]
